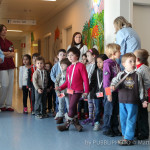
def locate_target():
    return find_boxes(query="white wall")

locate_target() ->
[33,0,91,62]
[104,0,130,45]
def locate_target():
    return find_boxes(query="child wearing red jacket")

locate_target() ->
[55,47,89,132]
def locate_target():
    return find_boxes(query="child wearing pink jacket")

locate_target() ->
[56,47,89,132]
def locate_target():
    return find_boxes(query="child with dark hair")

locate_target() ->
[19,54,31,114]
[33,56,48,119]
[55,47,89,132]
[50,49,67,117]
[27,53,40,114]
[82,48,99,126]
[45,61,54,113]
[55,58,71,124]
[90,54,108,131]
[134,49,150,140]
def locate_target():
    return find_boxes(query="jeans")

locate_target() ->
[58,95,69,117]
[120,103,138,140]
[103,92,119,132]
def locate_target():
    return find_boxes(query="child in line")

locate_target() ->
[56,47,89,132]
[55,58,71,124]
[90,54,108,131]
[80,54,87,65]
[33,56,49,119]
[45,61,55,113]
[27,53,40,114]
[19,54,31,114]
[78,53,88,120]
[134,49,150,140]
[82,48,99,126]
[50,49,67,116]
[103,43,121,137]
[110,53,147,146]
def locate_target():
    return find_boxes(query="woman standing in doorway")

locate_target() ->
[114,16,141,70]
[0,24,15,111]
[67,32,88,61]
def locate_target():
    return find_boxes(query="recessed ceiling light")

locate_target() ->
[7,30,23,32]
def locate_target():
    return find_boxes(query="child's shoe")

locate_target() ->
[57,117,64,124]
[73,117,83,132]
[118,139,134,146]
[23,107,28,114]
[93,122,100,131]
[31,111,35,115]
[82,118,92,125]
[43,114,49,118]
[35,114,43,119]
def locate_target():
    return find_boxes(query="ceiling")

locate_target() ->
[0,0,75,40]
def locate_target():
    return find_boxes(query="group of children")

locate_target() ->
[19,43,150,146]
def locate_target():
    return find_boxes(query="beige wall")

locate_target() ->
[33,0,91,62]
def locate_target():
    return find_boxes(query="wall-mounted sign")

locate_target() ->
[8,19,36,25]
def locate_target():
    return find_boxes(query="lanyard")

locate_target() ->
[37,69,45,89]
[68,63,76,88]
[97,70,103,90]
[88,64,94,78]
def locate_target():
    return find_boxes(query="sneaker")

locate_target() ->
[6,107,14,111]
[118,139,134,146]
[82,118,92,125]
[35,114,43,119]
[31,111,35,115]
[23,107,28,114]
[137,135,149,140]
[93,122,100,131]
[43,114,49,118]
[103,130,115,137]
[1,107,6,111]
[113,130,122,136]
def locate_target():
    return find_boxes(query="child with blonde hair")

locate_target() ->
[103,43,121,137]
[134,49,150,140]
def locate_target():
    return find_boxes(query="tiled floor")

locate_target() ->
[0,68,150,150]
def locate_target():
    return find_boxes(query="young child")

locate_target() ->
[55,58,71,124]
[55,47,89,132]
[103,43,121,137]
[27,53,40,114]
[81,54,87,65]
[110,53,147,146]
[78,53,88,120]
[45,61,54,113]
[19,54,31,114]
[50,49,66,116]
[82,48,99,126]
[134,49,150,140]
[33,56,48,119]
[90,54,108,131]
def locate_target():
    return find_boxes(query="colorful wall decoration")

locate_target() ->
[82,0,104,53]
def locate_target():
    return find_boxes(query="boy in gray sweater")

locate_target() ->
[55,58,71,124]
[33,57,48,119]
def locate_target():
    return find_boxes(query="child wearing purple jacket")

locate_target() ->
[103,43,121,137]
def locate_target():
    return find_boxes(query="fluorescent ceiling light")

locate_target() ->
[7,30,23,32]
[42,0,56,1]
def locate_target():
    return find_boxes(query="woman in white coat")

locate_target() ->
[67,32,88,61]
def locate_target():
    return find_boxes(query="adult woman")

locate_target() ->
[67,32,88,61]
[114,16,141,69]
[0,24,15,111]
